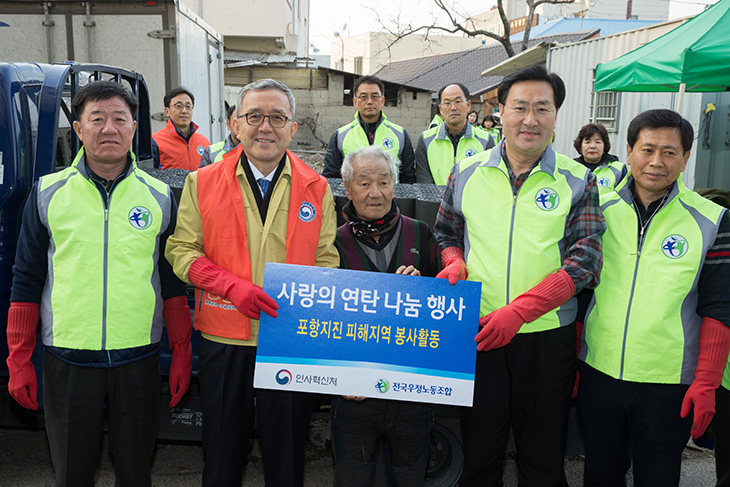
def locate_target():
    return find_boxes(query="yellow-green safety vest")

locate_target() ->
[337,112,406,163]
[421,123,494,185]
[584,177,725,385]
[593,160,626,195]
[452,140,589,333]
[37,149,173,350]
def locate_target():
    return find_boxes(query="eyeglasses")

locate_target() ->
[440,98,466,108]
[356,94,382,102]
[172,103,194,111]
[238,112,291,128]
[505,105,555,118]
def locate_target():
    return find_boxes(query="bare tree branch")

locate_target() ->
[522,0,576,51]
[372,0,576,59]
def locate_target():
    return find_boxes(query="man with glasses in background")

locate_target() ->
[165,78,339,487]
[415,82,495,185]
[322,75,416,183]
[435,65,605,486]
[152,87,210,170]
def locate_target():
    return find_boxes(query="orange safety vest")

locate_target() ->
[194,146,328,339]
[152,119,210,171]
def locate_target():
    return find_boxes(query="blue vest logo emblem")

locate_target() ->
[276,369,292,385]
[375,378,390,394]
[382,138,394,150]
[128,206,152,229]
[662,235,688,259]
[535,188,559,211]
[598,177,610,188]
[299,202,316,222]
[465,149,477,158]
[197,145,205,156]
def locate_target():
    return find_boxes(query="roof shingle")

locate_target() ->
[373,31,597,97]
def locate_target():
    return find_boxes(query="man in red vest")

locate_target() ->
[152,87,210,170]
[165,78,339,487]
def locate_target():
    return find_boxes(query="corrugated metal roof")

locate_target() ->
[224,49,297,65]
[516,18,660,41]
[373,31,597,98]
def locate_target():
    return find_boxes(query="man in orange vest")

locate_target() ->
[165,78,339,487]
[152,87,210,170]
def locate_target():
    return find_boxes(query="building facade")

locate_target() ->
[330,32,484,75]
[180,0,310,57]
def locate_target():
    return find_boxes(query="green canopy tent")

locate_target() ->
[595,0,730,113]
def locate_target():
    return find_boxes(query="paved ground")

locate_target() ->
[0,422,717,486]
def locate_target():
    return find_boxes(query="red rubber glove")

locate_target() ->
[475,270,576,352]
[188,257,278,339]
[436,247,468,285]
[163,296,193,407]
[681,317,730,439]
[6,302,40,410]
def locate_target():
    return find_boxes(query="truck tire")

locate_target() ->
[426,421,464,487]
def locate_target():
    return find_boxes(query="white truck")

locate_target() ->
[0,0,226,143]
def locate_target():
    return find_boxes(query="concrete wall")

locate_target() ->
[537,1,586,18]
[331,32,484,75]
[586,0,668,20]
[181,0,283,37]
[180,0,309,56]
[224,72,432,151]
[292,75,433,150]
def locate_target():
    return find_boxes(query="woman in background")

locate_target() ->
[573,122,625,193]
[481,115,500,142]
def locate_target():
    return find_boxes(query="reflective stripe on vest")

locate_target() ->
[423,123,494,185]
[584,178,724,384]
[211,136,239,165]
[593,161,625,195]
[453,140,588,333]
[193,146,328,340]
[37,149,171,349]
[205,140,226,165]
[429,114,443,129]
[152,119,210,171]
[337,113,405,163]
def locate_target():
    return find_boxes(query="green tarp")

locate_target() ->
[595,0,730,93]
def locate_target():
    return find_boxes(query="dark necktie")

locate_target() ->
[257,178,270,196]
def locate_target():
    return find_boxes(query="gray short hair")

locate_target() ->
[341,146,398,183]
[236,78,296,117]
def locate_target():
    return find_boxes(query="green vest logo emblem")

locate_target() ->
[662,235,688,259]
[382,138,395,150]
[535,188,559,211]
[129,206,152,230]
[597,177,610,188]
[375,378,390,394]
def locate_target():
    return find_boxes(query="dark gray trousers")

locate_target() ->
[42,352,160,487]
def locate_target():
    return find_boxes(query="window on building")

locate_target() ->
[591,70,620,131]
[354,56,363,75]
